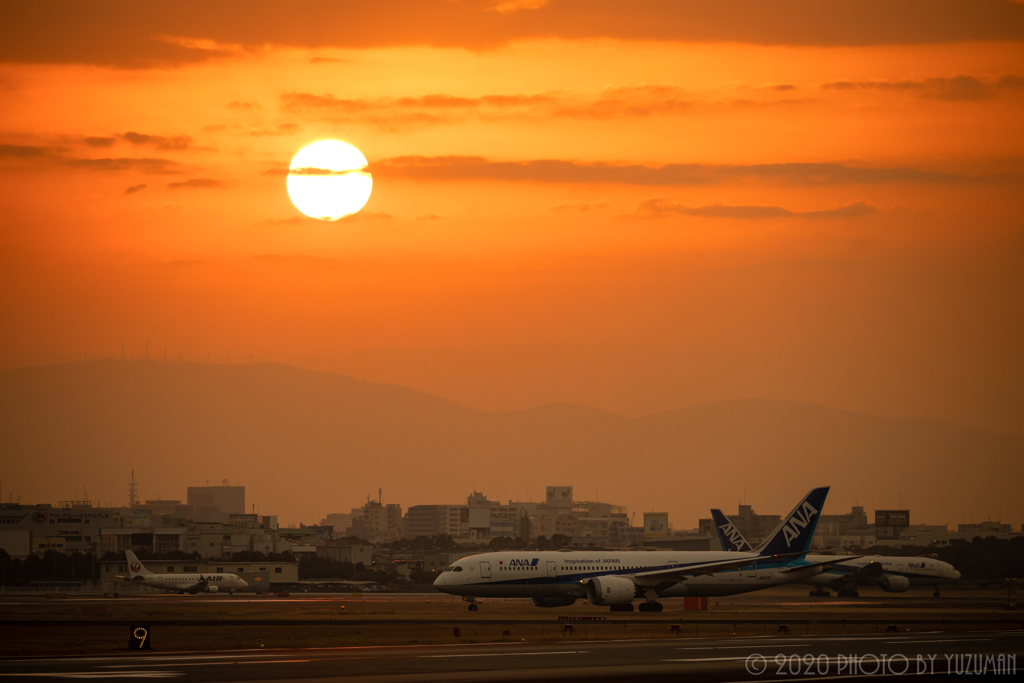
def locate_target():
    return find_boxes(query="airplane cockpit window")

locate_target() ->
[444,565,464,572]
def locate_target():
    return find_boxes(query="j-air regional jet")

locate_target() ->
[435,486,860,612]
[709,508,960,598]
[120,550,248,594]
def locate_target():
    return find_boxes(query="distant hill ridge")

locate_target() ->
[1,359,1020,527]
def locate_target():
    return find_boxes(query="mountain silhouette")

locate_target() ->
[1,359,1020,528]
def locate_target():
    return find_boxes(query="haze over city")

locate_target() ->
[1,1,1022,529]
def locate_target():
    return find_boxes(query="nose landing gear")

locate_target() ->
[463,596,479,611]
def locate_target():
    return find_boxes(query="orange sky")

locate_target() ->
[1,0,1023,462]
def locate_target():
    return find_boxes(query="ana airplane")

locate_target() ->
[710,508,960,597]
[121,550,249,594]
[434,486,859,612]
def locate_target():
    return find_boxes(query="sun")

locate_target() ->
[286,140,372,220]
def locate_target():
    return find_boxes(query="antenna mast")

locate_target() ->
[128,470,139,509]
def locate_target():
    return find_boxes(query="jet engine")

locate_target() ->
[877,575,910,593]
[585,576,637,606]
[205,585,219,593]
[531,596,577,608]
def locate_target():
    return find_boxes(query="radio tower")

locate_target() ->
[128,470,139,509]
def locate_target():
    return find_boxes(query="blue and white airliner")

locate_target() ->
[434,486,859,612]
[710,508,960,598]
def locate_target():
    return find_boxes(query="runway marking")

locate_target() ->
[664,656,749,662]
[880,638,990,644]
[100,660,311,669]
[420,651,589,658]
[675,644,811,650]
[0,674,184,679]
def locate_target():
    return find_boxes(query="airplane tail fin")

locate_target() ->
[756,486,829,557]
[124,549,153,577]
[711,509,753,552]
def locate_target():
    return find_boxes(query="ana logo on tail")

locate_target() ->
[781,501,819,547]
[720,522,747,549]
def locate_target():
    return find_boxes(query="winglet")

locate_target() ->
[757,486,830,557]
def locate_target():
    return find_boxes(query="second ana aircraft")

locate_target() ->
[710,509,960,597]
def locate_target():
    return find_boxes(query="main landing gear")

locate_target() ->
[638,602,663,613]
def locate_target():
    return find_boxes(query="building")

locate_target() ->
[874,509,910,540]
[0,501,129,557]
[398,487,645,547]
[186,484,245,519]
[349,501,405,543]
[316,544,372,566]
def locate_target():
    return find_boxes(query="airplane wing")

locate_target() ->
[831,560,884,581]
[183,575,210,594]
[779,556,862,573]
[631,552,806,587]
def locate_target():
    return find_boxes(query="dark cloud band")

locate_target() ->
[2,1,1023,68]
[373,155,969,186]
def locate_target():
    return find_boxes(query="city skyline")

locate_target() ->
[1,357,1020,529]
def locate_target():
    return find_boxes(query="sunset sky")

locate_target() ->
[1,0,1022,472]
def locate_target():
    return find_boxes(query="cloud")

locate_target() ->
[342,211,393,222]
[123,131,193,150]
[226,100,260,110]
[248,122,302,137]
[166,178,224,189]
[64,157,179,173]
[373,155,966,186]
[84,136,116,147]
[281,91,558,116]
[287,167,368,177]
[258,211,392,226]
[633,198,877,219]
[493,0,549,14]
[0,144,47,157]
[416,213,444,221]
[822,74,1024,101]
[280,86,797,128]
[2,1,1024,67]
[1,143,180,173]
[124,183,147,194]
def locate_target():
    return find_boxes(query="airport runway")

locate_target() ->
[0,629,1019,682]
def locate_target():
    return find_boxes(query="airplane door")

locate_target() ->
[480,561,491,578]
[546,561,557,578]
[746,563,757,578]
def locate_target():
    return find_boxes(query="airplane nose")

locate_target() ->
[239,579,249,588]
[952,570,961,580]
[434,573,446,587]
